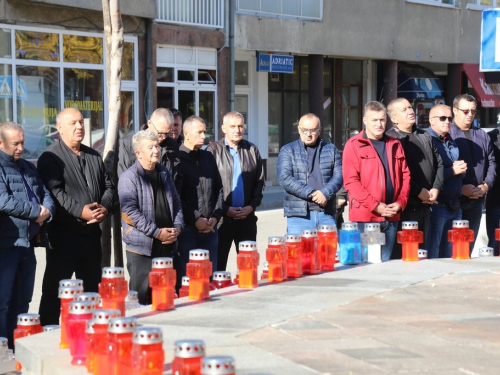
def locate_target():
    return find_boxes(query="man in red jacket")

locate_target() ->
[343,101,411,261]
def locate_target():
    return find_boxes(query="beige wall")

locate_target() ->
[235,0,483,64]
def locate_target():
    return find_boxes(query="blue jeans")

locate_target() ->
[287,211,336,235]
[486,206,500,256]
[357,221,398,261]
[427,204,461,259]
[461,199,484,255]
[175,225,218,289]
[0,245,36,349]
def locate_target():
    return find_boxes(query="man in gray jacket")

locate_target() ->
[0,121,55,349]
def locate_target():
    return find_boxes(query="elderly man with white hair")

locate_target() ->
[118,130,183,305]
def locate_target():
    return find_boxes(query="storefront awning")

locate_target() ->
[463,64,500,108]
[397,64,444,100]
[398,64,443,100]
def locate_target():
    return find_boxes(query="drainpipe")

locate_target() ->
[229,0,235,111]
[146,18,154,119]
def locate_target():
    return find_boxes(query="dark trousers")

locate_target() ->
[0,245,36,349]
[461,198,484,255]
[486,206,500,256]
[39,229,102,326]
[391,205,430,259]
[217,214,258,271]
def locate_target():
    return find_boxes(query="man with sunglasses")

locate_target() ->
[450,94,496,254]
[117,108,179,179]
[386,98,444,257]
[427,104,467,258]
[277,113,342,234]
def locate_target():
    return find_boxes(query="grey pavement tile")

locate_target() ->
[338,347,420,361]
[273,320,337,331]
[439,311,500,322]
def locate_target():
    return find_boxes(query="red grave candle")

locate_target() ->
[58,285,84,349]
[186,250,212,300]
[301,229,319,274]
[66,301,97,366]
[171,339,206,375]
[91,309,120,375]
[149,257,176,311]
[448,220,474,260]
[285,234,303,278]
[131,327,164,375]
[200,356,236,375]
[317,225,337,271]
[108,316,137,375]
[210,271,234,289]
[99,267,128,316]
[237,241,260,288]
[397,221,423,261]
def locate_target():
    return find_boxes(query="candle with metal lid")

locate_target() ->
[125,291,141,311]
[149,257,176,310]
[361,223,385,264]
[187,250,212,300]
[233,268,239,285]
[92,309,120,375]
[285,234,303,278]
[260,261,269,280]
[43,325,60,332]
[397,221,422,261]
[237,241,259,288]
[478,246,494,257]
[448,220,474,260]
[266,236,287,282]
[108,317,137,375]
[179,277,190,298]
[59,285,84,349]
[317,225,337,271]
[339,223,362,265]
[99,267,128,316]
[210,271,234,289]
[131,327,164,375]
[200,356,236,375]
[418,249,428,260]
[66,301,97,365]
[171,339,206,375]
[14,313,42,370]
[301,229,320,274]
[85,319,95,373]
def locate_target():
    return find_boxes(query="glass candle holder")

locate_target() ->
[14,313,42,370]
[200,356,236,375]
[186,250,212,300]
[92,309,120,375]
[125,291,141,311]
[85,319,95,373]
[301,229,319,274]
[171,339,206,375]
[339,223,362,265]
[237,241,259,288]
[179,277,190,298]
[285,234,303,278]
[66,301,97,365]
[210,271,234,289]
[43,325,60,332]
[266,236,287,282]
[418,249,428,260]
[108,317,138,375]
[448,220,474,260]
[397,221,423,261]
[131,327,164,375]
[361,223,385,264]
[317,225,337,271]
[149,257,176,311]
[59,285,84,349]
[260,261,269,280]
[478,246,494,257]
[99,267,128,316]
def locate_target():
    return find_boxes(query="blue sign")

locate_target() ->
[0,76,28,100]
[257,53,294,74]
[480,9,500,72]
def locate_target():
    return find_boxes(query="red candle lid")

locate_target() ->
[59,279,83,288]
[17,314,40,326]
[238,241,257,251]
[43,325,60,332]
[189,249,210,261]
[301,229,317,237]
[132,327,163,344]
[268,236,284,245]
[86,320,95,334]
[285,234,301,243]
[102,267,125,279]
[181,276,190,286]
[452,220,469,228]
[92,309,120,325]
[125,290,139,302]
[201,356,236,374]
[213,271,231,281]
[75,292,100,303]
[402,221,418,230]
[174,339,206,358]
[317,225,336,233]
[68,301,97,315]
[151,257,173,269]
[58,286,84,299]
[108,317,137,334]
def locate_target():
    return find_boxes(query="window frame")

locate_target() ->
[405,0,457,9]
[236,0,323,22]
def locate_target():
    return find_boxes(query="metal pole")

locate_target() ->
[229,0,235,111]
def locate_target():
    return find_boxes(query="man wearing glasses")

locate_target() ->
[449,94,496,254]
[386,98,444,257]
[207,111,265,271]
[427,104,467,258]
[277,113,343,234]
[117,108,179,179]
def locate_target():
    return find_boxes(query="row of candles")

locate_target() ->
[10,219,496,374]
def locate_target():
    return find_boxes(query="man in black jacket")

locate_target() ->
[386,98,444,255]
[117,108,179,178]
[176,116,224,284]
[168,108,184,147]
[206,111,265,271]
[37,108,114,325]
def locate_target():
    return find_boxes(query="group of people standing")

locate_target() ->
[1,93,498,351]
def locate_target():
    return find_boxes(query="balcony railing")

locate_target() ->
[156,0,224,29]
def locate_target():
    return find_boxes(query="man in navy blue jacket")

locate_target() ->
[449,94,496,254]
[277,113,343,234]
[0,121,55,349]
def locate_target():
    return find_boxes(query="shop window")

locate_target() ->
[64,68,104,152]
[16,65,60,159]
[0,65,13,123]
[235,61,249,86]
[122,42,135,81]
[15,30,59,61]
[0,29,10,58]
[63,35,103,64]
